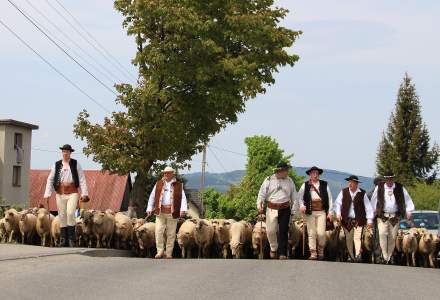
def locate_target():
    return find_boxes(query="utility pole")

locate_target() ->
[200,144,207,216]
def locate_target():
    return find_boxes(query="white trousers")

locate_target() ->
[305,211,327,251]
[56,193,79,227]
[377,218,399,262]
[155,213,178,257]
[343,226,363,259]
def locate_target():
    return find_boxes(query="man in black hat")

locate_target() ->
[257,162,297,259]
[334,175,373,262]
[44,144,89,247]
[370,172,414,264]
[297,166,333,260]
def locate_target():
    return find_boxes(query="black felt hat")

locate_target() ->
[345,175,361,183]
[382,171,395,179]
[275,162,292,172]
[306,166,323,175]
[59,144,75,152]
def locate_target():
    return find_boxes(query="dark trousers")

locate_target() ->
[277,207,290,256]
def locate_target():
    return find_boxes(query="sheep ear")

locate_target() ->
[190,219,197,224]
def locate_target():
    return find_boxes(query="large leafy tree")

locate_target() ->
[74,0,301,212]
[376,73,439,185]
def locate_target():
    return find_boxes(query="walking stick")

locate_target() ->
[46,197,51,247]
[259,212,264,260]
[302,214,306,258]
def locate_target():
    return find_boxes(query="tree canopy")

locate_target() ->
[74,0,301,212]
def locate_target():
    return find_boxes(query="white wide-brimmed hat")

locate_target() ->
[163,166,175,173]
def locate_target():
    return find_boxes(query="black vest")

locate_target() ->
[53,159,79,189]
[376,182,406,218]
[303,180,330,215]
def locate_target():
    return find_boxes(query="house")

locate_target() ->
[0,119,38,206]
[29,170,131,213]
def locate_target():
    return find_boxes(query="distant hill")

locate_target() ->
[183,167,374,199]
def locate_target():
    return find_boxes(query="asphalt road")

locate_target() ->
[0,245,439,300]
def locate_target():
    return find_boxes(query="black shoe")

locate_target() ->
[67,226,76,248]
[60,227,68,247]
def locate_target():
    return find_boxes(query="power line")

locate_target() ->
[7,0,118,97]
[208,146,229,173]
[209,144,247,157]
[31,147,86,156]
[0,18,111,113]
[46,0,135,83]
[53,0,137,82]
[23,0,120,87]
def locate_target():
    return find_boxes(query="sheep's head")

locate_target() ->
[93,211,105,225]
[230,241,243,256]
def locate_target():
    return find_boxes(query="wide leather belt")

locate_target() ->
[160,205,172,214]
[56,183,78,195]
[268,201,290,210]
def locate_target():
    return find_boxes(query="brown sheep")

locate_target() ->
[93,211,115,248]
[193,219,215,258]
[252,221,268,259]
[135,222,156,258]
[229,220,252,259]
[50,216,61,247]
[0,218,7,243]
[114,212,133,250]
[212,219,235,259]
[19,212,37,245]
[36,208,54,247]
[4,208,21,243]
[402,230,419,267]
[81,210,96,247]
[177,219,197,258]
[418,231,436,268]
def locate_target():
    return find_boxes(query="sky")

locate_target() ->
[1,0,439,177]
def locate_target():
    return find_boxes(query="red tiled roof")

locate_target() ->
[29,170,130,212]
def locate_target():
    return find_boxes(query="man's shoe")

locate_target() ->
[279,255,288,260]
[309,250,318,260]
[270,251,278,259]
[155,252,164,259]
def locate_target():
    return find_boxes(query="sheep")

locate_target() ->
[362,226,375,263]
[177,219,197,258]
[75,219,86,247]
[114,212,133,250]
[288,220,301,258]
[212,219,235,259]
[431,235,439,268]
[193,219,215,258]
[135,222,156,258]
[0,218,7,243]
[401,230,419,267]
[252,221,268,259]
[4,208,21,243]
[19,211,37,245]
[229,220,252,259]
[82,210,96,247]
[92,211,115,248]
[50,216,61,247]
[36,208,54,247]
[418,231,436,268]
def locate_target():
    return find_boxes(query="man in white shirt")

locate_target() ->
[297,166,333,260]
[370,172,415,264]
[44,144,89,247]
[334,175,373,262]
[146,166,188,259]
[257,162,297,260]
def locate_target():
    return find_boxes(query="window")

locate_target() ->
[12,166,21,187]
[14,133,23,149]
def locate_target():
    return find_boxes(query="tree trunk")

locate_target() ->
[130,172,149,217]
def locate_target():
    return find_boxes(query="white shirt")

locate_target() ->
[44,161,88,198]
[370,183,415,214]
[334,188,374,224]
[146,178,188,212]
[256,175,297,215]
[297,181,334,214]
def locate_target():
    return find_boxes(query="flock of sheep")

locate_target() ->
[1,207,439,268]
